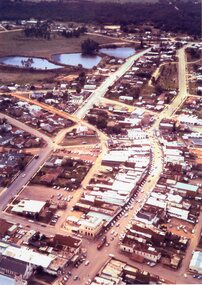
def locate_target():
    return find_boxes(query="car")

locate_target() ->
[109,254,114,258]
[22,174,26,178]
[193,275,199,278]
[85,260,90,266]
[73,276,78,281]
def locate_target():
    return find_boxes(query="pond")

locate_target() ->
[52,53,102,69]
[0,56,63,70]
[100,47,135,58]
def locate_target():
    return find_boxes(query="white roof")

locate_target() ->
[174,182,198,192]
[167,206,189,220]
[189,251,202,273]
[3,246,54,268]
[167,193,182,203]
[146,197,166,209]
[12,200,46,214]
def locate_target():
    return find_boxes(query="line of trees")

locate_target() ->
[24,21,51,39]
[0,0,200,36]
[61,26,87,38]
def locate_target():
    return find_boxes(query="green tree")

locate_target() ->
[81,39,99,55]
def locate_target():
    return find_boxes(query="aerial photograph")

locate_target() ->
[0,0,201,284]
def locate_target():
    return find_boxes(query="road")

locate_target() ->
[75,48,150,118]
[0,47,150,211]
[0,44,199,285]
[60,45,198,285]
[0,113,53,211]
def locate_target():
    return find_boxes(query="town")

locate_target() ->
[0,3,201,285]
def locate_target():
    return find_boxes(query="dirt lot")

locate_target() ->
[0,31,122,59]
[55,146,100,163]
[60,135,99,146]
[165,217,194,239]
[17,185,61,202]
[190,148,202,164]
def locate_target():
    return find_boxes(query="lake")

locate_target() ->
[53,53,102,69]
[100,47,135,58]
[0,56,62,70]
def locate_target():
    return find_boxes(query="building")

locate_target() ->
[79,216,104,238]
[0,256,33,280]
[189,251,202,274]
[11,200,46,218]
[133,244,161,263]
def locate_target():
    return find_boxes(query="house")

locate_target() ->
[132,244,161,263]
[0,219,12,237]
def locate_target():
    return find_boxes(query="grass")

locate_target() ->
[188,61,202,95]
[0,30,122,84]
[0,67,60,84]
[157,63,178,90]
[61,136,99,146]
[0,31,122,59]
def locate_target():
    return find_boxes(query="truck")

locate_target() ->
[97,235,107,250]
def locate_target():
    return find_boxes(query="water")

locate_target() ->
[53,53,102,69]
[0,56,63,70]
[100,47,135,58]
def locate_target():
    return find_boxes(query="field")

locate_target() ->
[0,67,59,84]
[0,31,122,59]
[61,135,99,146]
[0,30,122,84]
[157,63,178,90]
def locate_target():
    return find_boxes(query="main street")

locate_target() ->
[0,47,151,213]
[75,48,150,118]
[58,45,199,285]
[0,113,53,211]
[0,44,199,285]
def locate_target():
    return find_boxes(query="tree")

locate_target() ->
[81,39,99,55]
[155,84,164,96]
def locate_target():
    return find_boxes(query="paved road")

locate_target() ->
[75,48,150,119]
[0,44,199,285]
[62,45,198,285]
[0,113,53,211]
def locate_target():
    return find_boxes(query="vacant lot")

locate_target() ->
[61,135,99,146]
[0,31,121,59]
[157,63,178,90]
